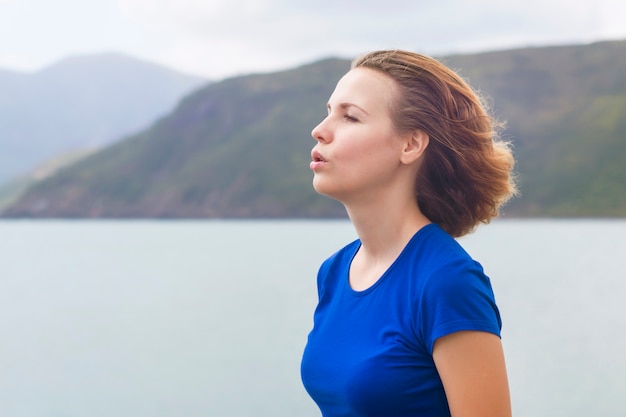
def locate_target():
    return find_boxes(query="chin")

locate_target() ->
[313,180,346,205]
[312,177,336,199]
[312,178,328,196]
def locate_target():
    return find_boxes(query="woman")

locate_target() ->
[301,50,517,417]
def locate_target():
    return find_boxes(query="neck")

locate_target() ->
[344,196,430,262]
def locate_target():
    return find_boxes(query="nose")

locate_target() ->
[311,116,330,143]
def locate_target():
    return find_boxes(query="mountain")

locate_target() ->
[3,40,626,218]
[1,58,349,218]
[0,148,95,212]
[440,40,626,216]
[0,53,207,183]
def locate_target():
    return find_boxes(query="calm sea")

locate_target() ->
[0,219,624,417]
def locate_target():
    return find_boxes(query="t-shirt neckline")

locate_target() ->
[344,223,437,296]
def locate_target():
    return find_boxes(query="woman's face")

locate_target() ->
[310,67,408,204]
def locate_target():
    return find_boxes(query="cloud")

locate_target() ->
[2,0,626,78]
[114,0,458,77]
[0,53,39,71]
[111,0,626,78]
[115,0,338,77]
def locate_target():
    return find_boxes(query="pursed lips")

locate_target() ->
[310,150,327,170]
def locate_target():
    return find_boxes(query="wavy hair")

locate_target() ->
[353,50,517,237]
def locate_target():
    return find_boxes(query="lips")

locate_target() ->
[310,149,327,171]
[311,150,326,162]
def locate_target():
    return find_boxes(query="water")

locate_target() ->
[0,219,624,417]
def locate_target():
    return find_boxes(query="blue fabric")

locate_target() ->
[300,224,502,417]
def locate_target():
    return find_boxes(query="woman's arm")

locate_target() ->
[433,331,512,417]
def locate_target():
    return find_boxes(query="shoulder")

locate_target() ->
[315,239,360,296]
[319,238,361,277]
[402,225,501,352]
[401,224,479,275]
[405,224,493,301]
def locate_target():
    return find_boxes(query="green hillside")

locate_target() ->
[2,58,349,218]
[441,40,626,216]
[3,40,626,218]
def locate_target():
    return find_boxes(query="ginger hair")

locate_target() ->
[353,50,517,237]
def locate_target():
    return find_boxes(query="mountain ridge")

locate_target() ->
[3,40,625,218]
[0,52,208,183]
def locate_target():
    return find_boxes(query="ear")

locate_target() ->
[399,129,429,165]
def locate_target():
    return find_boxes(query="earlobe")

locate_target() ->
[400,129,429,165]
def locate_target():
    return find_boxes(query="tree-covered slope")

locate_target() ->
[2,58,349,218]
[442,40,626,215]
[3,40,625,218]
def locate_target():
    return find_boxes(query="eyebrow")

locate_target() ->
[326,102,369,116]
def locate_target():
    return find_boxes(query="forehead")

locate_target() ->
[328,67,397,113]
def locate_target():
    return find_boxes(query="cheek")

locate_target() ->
[337,132,381,161]
[346,133,398,167]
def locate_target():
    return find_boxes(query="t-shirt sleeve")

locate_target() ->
[418,259,502,354]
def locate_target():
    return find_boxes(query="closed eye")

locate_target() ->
[343,114,359,122]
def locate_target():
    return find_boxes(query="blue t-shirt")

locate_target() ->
[300,224,501,417]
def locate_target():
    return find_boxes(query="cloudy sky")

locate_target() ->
[1,0,625,80]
